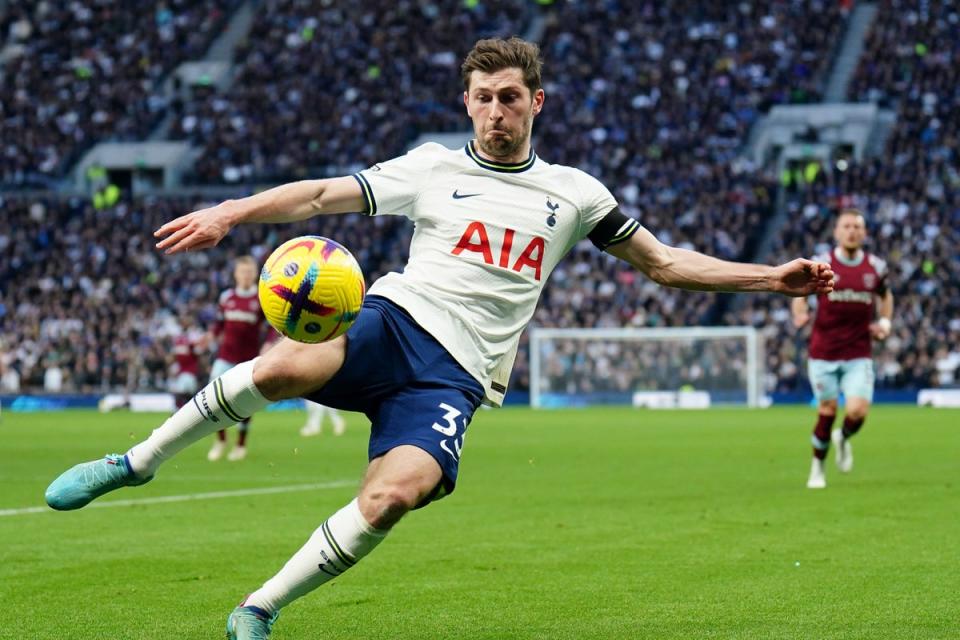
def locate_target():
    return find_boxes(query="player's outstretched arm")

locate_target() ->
[154,176,365,254]
[606,225,834,296]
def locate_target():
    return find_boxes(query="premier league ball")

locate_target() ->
[258,236,365,343]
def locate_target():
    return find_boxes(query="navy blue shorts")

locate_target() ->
[306,296,484,502]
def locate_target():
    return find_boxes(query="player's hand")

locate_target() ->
[771,259,834,297]
[869,320,891,340]
[792,311,810,329]
[154,200,240,255]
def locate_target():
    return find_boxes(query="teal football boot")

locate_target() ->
[226,606,279,639]
[45,454,152,510]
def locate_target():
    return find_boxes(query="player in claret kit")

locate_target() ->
[45,38,834,638]
[169,315,204,409]
[792,209,894,489]
[206,256,269,462]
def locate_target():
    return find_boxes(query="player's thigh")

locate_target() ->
[367,384,481,505]
[839,358,875,405]
[252,336,346,401]
[808,358,841,403]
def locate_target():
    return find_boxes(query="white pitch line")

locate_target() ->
[0,480,355,517]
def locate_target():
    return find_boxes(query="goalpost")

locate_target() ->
[529,326,765,408]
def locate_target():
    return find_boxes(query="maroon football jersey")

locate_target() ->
[809,248,888,360]
[173,333,201,376]
[214,287,266,364]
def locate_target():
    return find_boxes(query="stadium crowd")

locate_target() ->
[2,0,957,397]
[171,0,534,183]
[0,0,239,188]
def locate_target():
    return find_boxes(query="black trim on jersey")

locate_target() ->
[352,173,377,215]
[588,207,640,250]
[464,140,536,173]
[875,275,889,296]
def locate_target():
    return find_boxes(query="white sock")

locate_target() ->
[244,498,387,613]
[330,408,345,429]
[305,401,325,430]
[126,359,267,476]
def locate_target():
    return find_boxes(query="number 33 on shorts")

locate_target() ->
[432,402,468,461]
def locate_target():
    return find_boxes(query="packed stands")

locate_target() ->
[0,1,238,188]
[2,1,957,397]
[172,0,534,183]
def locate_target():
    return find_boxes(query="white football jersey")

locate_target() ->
[353,141,618,406]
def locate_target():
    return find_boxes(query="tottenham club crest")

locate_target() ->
[546,196,559,227]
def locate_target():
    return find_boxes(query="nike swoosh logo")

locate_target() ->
[452,190,482,199]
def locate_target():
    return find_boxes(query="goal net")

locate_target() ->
[529,327,765,408]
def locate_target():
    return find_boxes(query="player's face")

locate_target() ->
[834,213,866,251]
[234,262,257,289]
[464,68,544,160]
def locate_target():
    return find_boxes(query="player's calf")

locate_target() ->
[811,412,836,461]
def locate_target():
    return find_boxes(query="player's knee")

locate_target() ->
[846,402,869,422]
[358,483,421,529]
[252,355,301,401]
[818,399,838,415]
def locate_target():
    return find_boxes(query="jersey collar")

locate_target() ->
[465,140,536,173]
[833,247,864,267]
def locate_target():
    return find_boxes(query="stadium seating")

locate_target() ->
[0,1,239,188]
[171,0,535,183]
[2,1,957,395]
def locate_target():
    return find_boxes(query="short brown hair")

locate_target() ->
[235,255,256,267]
[461,37,543,93]
[838,208,865,220]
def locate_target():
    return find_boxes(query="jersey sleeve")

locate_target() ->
[352,143,443,218]
[572,169,619,239]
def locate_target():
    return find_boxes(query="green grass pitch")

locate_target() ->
[0,406,956,639]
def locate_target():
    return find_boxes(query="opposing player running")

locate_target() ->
[169,315,204,409]
[206,256,268,462]
[792,208,893,489]
[45,38,834,638]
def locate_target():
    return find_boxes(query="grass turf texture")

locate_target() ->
[0,406,956,639]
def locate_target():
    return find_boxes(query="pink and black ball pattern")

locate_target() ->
[258,235,366,343]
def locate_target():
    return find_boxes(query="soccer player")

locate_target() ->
[45,38,834,638]
[792,208,893,489]
[206,256,268,462]
[169,315,203,409]
[300,400,346,437]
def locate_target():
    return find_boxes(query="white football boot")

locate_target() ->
[299,423,321,437]
[832,429,853,473]
[806,458,827,489]
[207,439,227,462]
[227,445,248,461]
